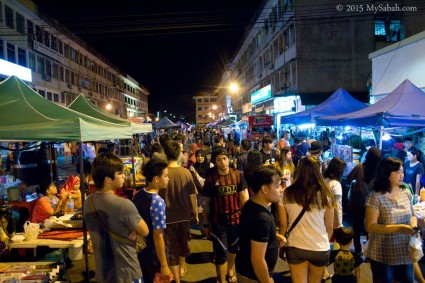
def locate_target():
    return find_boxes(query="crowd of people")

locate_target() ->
[14,127,425,283]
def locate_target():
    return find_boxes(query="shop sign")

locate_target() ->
[274,97,296,112]
[250,84,272,104]
[33,41,64,63]
[242,102,252,113]
[0,59,32,81]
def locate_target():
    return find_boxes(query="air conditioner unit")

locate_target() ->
[42,74,51,82]
[67,83,73,89]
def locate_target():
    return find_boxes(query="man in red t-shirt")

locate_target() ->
[203,148,249,283]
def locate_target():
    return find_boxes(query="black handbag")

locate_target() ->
[279,207,306,261]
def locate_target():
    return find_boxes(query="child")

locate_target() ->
[329,227,363,283]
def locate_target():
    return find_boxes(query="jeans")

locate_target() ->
[370,259,413,283]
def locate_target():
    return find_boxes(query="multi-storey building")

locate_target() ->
[0,0,149,119]
[216,0,425,132]
[193,94,219,127]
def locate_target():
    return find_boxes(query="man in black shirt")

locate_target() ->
[235,166,285,282]
[260,136,277,165]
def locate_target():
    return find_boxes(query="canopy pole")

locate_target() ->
[79,141,90,280]
[130,138,136,189]
[379,126,384,150]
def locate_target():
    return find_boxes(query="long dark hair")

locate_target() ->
[284,157,334,211]
[372,157,403,194]
[244,150,263,176]
[363,148,382,184]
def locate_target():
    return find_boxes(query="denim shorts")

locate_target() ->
[286,246,330,267]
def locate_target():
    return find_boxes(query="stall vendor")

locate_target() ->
[32,180,70,223]
[57,175,82,209]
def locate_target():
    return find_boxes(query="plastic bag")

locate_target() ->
[409,233,424,262]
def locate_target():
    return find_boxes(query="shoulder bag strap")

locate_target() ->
[89,196,134,246]
[286,207,306,236]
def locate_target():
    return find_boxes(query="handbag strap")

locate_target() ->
[286,207,306,236]
[89,196,134,246]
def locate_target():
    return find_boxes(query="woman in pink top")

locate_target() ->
[32,181,69,223]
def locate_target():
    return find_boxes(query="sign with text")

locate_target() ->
[250,84,272,104]
[33,41,64,63]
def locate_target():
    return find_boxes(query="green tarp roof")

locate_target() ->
[68,94,152,134]
[0,76,132,141]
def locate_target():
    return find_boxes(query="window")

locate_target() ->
[375,19,403,42]
[5,6,14,29]
[27,20,34,41]
[45,59,51,76]
[38,90,45,98]
[210,98,217,102]
[60,93,65,103]
[65,69,70,83]
[6,43,15,63]
[197,98,202,103]
[58,40,63,54]
[18,48,26,67]
[28,52,35,71]
[52,63,58,79]
[0,39,4,59]
[59,66,64,81]
[35,25,42,42]
[375,20,386,41]
[16,12,25,34]
[44,30,50,47]
[204,98,209,103]
[198,107,202,111]
[53,93,59,102]
[46,92,52,101]
[36,56,44,74]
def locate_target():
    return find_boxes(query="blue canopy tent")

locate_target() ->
[316,80,425,127]
[280,88,367,125]
[154,116,180,129]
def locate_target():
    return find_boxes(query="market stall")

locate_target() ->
[0,76,134,276]
[280,88,367,125]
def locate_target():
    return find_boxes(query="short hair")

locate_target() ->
[372,157,403,194]
[323,157,346,181]
[173,133,186,144]
[214,135,223,144]
[38,179,54,195]
[262,136,273,145]
[150,143,163,158]
[404,137,413,142]
[97,147,109,154]
[241,139,251,151]
[91,153,124,190]
[333,227,354,246]
[250,165,280,194]
[143,159,168,183]
[164,140,181,161]
[159,133,171,147]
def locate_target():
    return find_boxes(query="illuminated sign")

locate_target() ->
[0,59,32,82]
[250,84,272,104]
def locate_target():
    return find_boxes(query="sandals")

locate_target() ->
[226,273,237,283]
[180,266,187,278]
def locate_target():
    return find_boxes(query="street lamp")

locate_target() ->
[105,103,112,111]
[229,82,239,94]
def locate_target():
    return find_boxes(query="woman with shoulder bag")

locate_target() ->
[278,157,334,283]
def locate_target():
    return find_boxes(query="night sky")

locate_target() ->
[32,0,263,122]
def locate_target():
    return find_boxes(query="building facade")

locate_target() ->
[216,0,425,132]
[0,0,149,119]
[193,94,219,127]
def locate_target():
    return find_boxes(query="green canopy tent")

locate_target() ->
[0,76,133,278]
[0,76,132,141]
[68,93,152,134]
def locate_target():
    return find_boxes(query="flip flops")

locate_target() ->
[180,266,187,278]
